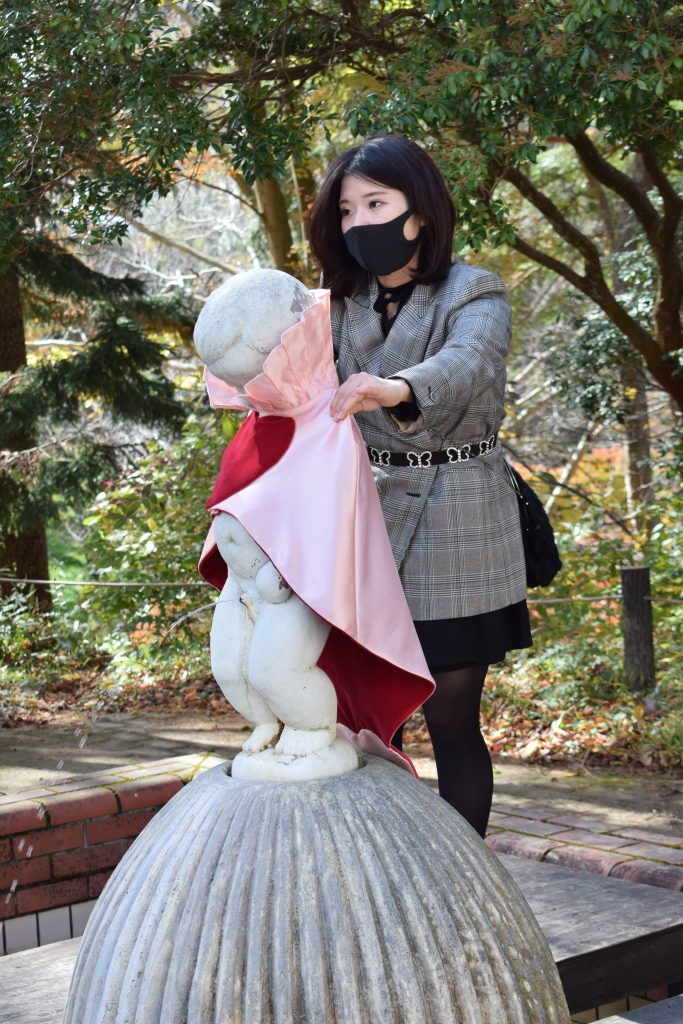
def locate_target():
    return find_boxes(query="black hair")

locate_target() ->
[308,135,455,299]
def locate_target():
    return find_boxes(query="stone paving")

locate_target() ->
[485,805,683,891]
[1,710,682,892]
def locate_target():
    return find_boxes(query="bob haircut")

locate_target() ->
[308,135,455,300]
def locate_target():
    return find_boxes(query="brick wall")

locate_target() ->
[0,753,223,954]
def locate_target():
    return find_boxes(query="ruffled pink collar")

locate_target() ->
[203,289,337,415]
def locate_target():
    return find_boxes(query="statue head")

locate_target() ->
[193,268,316,387]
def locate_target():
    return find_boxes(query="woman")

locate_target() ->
[308,135,531,839]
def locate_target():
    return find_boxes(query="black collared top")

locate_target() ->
[373,279,419,420]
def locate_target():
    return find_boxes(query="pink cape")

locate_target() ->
[198,289,435,773]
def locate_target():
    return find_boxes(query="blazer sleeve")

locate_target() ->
[385,271,512,435]
[330,297,344,361]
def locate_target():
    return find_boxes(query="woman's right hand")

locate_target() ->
[330,373,412,420]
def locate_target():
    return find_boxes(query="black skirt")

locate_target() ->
[413,599,532,673]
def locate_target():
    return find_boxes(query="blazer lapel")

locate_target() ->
[344,277,384,375]
[380,280,436,378]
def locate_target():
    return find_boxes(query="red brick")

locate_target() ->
[0,893,16,918]
[113,775,183,811]
[13,823,84,859]
[0,854,51,889]
[543,814,614,833]
[545,845,631,875]
[89,870,114,898]
[492,815,566,837]
[645,986,669,1001]
[0,837,10,862]
[610,860,683,891]
[610,828,683,849]
[52,841,124,879]
[120,837,136,853]
[0,801,48,837]
[41,789,119,826]
[86,809,156,844]
[616,842,683,865]
[16,876,88,914]
[485,831,561,860]
[548,829,637,850]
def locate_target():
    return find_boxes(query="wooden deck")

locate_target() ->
[600,995,683,1022]
[1,854,682,1022]
[0,937,77,1024]
[499,854,683,1013]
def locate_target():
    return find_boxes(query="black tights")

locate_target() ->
[392,662,492,839]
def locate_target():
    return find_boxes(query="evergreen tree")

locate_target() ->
[0,0,211,602]
[0,238,194,607]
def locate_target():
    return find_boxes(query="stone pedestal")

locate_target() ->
[63,757,570,1023]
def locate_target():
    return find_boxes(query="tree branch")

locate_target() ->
[567,131,661,244]
[504,166,604,269]
[126,219,242,275]
[510,232,667,380]
[510,233,588,292]
[182,175,262,218]
[638,145,683,245]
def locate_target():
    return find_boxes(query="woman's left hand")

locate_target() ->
[330,373,412,420]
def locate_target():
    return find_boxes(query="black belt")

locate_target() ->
[366,434,498,468]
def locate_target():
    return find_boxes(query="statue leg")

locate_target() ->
[247,596,338,757]
[211,583,281,752]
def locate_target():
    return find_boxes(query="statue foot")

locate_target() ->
[242,721,282,753]
[231,737,360,781]
[274,725,336,756]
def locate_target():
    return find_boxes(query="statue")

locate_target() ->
[193,268,434,781]
[61,269,571,1024]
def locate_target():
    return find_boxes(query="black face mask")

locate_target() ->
[343,208,422,276]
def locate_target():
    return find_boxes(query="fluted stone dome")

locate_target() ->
[63,757,569,1024]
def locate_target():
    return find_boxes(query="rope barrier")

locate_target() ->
[1,577,681,604]
[0,577,210,588]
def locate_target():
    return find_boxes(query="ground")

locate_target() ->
[1,707,681,835]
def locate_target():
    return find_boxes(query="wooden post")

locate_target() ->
[620,566,655,692]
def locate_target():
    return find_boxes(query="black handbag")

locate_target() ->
[503,460,562,588]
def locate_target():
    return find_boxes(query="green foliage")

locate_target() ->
[0,406,239,718]
[345,0,682,246]
[0,0,216,253]
[547,296,643,426]
[545,211,677,425]
[1,406,680,765]
[75,408,240,683]
[0,250,193,538]
[490,450,683,767]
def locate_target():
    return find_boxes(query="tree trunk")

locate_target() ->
[0,529,52,611]
[253,177,295,273]
[621,363,657,538]
[0,264,52,610]
[0,265,27,372]
[614,157,656,542]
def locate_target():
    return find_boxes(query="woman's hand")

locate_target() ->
[330,373,412,420]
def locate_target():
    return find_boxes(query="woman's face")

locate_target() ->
[339,174,422,241]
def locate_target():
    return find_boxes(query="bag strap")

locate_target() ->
[503,458,522,497]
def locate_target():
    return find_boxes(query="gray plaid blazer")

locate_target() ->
[331,260,527,620]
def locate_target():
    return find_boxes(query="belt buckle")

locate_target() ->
[407,451,432,468]
[446,444,471,463]
[369,447,390,466]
